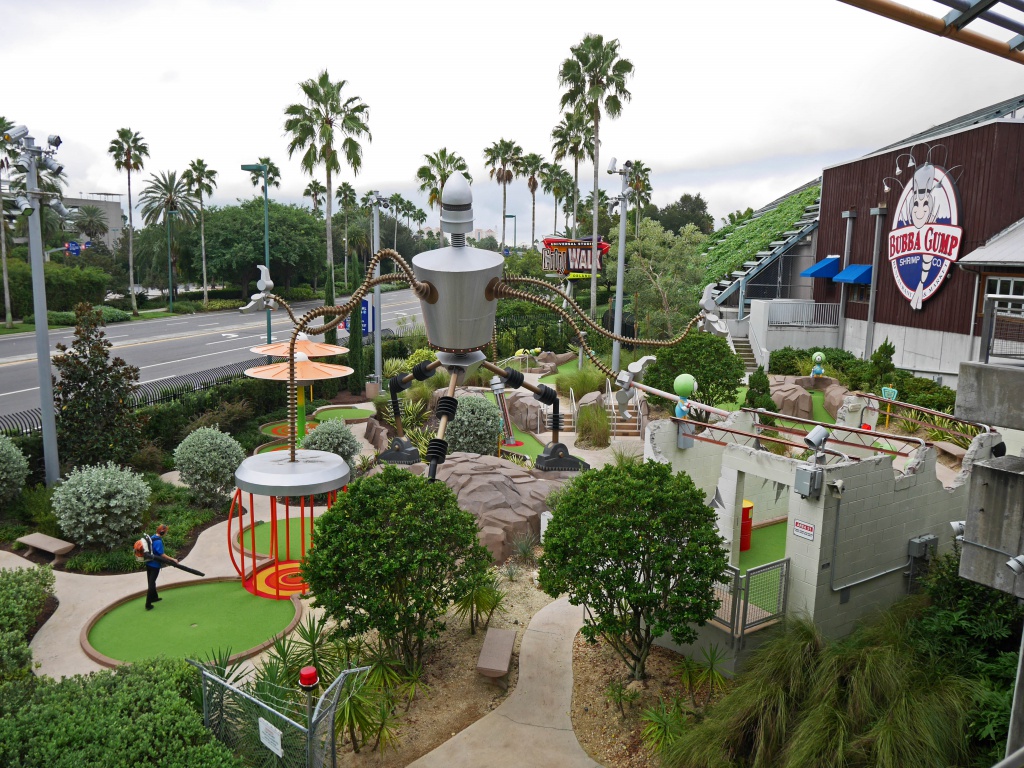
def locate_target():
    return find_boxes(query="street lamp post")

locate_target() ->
[165,208,178,313]
[367,192,388,388]
[607,158,634,372]
[241,163,272,343]
[504,214,516,253]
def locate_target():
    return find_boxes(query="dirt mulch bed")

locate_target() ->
[337,568,555,767]
[26,594,59,644]
[571,634,692,768]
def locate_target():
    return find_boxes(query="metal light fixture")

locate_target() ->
[40,155,63,175]
[47,134,62,149]
[14,195,32,216]
[2,125,28,143]
[48,198,71,218]
[1007,555,1024,575]
[950,520,966,536]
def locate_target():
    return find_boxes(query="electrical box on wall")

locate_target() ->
[908,533,938,559]
[794,466,823,499]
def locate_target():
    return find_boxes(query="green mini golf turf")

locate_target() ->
[242,517,318,561]
[538,360,578,385]
[739,521,788,575]
[485,393,547,460]
[88,581,295,663]
[260,421,319,436]
[315,407,375,421]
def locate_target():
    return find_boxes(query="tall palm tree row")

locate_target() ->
[550,108,593,240]
[139,171,199,301]
[284,70,371,345]
[388,192,405,248]
[0,116,14,328]
[335,181,357,290]
[249,157,281,194]
[108,128,150,315]
[415,148,471,235]
[182,158,218,306]
[558,34,634,318]
[520,153,545,250]
[482,138,523,252]
[303,179,326,213]
[540,164,575,237]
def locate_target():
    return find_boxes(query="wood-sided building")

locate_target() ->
[805,111,1024,383]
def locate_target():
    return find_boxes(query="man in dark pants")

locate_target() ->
[145,524,178,610]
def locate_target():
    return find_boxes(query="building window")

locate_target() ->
[985,276,1024,316]
[847,284,869,303]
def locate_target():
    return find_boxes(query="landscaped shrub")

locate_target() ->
[173,427,245,506]
[576,404,611,449]
[0,657,246,767]
[445,396,503,456]
[301,420,360,466]
[171,300,200,314]
[0,435,29,506]
[405,347,437,369]
[744,366,771,408]
[183,400,252,436]
[202,299,245,311]
[645,333,745,410]
[554,364,607,398]
[52,463,150,549]
[6,484,57,534]
[0,565,54,637]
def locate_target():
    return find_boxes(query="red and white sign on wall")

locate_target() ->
[793,519,815,541]
[887,148,963,311]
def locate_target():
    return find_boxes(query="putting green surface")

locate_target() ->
[739,521,788,575]
[538,360,578,385]
[88,581,295,663]
[241,517,318,561]
[485,393,547,460]
[315,406,375,421]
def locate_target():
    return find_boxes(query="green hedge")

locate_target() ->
[0,658,245,767]
[177,287,245,301]
[4,260,109,317]
[25,305,130,326]
[0,565,54,638]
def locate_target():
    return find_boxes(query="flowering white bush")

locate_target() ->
[301,420,360,466]
[52,463,150,549]
[173,427,245,506]
[445,396,503,456]
[0,435,29,505]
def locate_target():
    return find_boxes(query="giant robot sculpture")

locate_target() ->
[244,172,702,480]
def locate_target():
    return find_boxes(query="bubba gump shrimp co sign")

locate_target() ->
[888,162,963,311]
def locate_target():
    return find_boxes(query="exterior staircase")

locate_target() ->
[732,337,758,374]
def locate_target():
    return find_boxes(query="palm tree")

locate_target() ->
[415,148,471,233]
[249,157,281,194]
[303,179,326,213]
[0,116,14,327]
[541,164,574,236]
[413,208,427,232]
[107,128,150,315]
[389,192,404,249]
[521,153,545,250]
[182,158,218,306]
[284,70,371,344]
[550,108,593,240]
[629,160,652,237]
[139,171,199,300]
[335,181,357,289]
[72,205,109,241]
[482,139,523,252]
[559,34,634,317]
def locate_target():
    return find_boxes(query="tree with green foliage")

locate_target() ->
[248,157,281,194]
[444,396,502,455]
[182,158,218,306]
[335,181,357,289]
[346,319,364,396]
[303,178,326,214]
[540,461,727,680]
[70,205,109,242]
[302,465,491,669]
[869,336,897,389]
[558,33,634,318]
[482,138,524,252]
[139,170,199,299]
[107,128,149,315]
[653,192,715,235]
[744,365,774,409]
[644,332,745,414]
[285,70,371,346]
[521,152,545,249]
[415,148,472,235]
[550,108,593,238]
[52,304,142,469]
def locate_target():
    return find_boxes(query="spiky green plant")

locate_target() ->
[640,697,686,754]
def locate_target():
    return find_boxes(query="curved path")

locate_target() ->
[409,595,598,767]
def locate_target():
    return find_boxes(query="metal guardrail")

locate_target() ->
[767,301,840,327]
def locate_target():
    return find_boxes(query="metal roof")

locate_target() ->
[960,217,1024,266]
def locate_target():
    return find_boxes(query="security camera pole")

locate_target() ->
[7,128,61,484]
[607,158,633,372]
[368,192,386,387]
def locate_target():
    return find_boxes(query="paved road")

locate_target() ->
[0,289,422,417]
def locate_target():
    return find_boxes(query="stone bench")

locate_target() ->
[933,440,968,461]
[17,533,75,566]
[476,628,516,690]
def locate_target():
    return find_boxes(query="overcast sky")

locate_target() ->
[4,0,1023,243]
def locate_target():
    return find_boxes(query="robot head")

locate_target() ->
[673,373,697,399]
[440,172,473,235]
[812,352,825,365]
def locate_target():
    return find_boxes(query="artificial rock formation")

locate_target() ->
[769,377,813,421]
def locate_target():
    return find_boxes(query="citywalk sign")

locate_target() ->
[541,237,610,280]
[888,160,963,311]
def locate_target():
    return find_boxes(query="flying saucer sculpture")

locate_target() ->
[250,332,349,359]
[245,353,354,438]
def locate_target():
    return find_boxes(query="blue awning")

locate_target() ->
[800,256,842,279]
[834,264,873,284]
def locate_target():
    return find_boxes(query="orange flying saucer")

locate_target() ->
[250,332,348,358]
[244,356,354,383]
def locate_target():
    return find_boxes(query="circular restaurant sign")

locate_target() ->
[888,163,963,310]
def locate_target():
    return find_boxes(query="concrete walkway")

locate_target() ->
[409,595,597,768]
